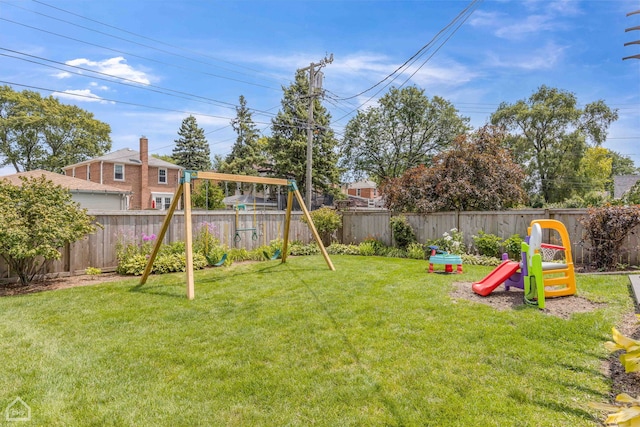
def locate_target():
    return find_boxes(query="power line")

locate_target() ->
[330,0,482,102]
[30,0,290,86]
[328,0,482,127]
[0,16,281,91]
[0,48,283,120]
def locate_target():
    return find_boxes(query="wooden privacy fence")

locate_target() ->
[0,210,314,280]
[3,208,640,280]
[339,208,640,266]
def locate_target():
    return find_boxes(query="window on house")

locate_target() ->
[164,197,171,210]
[356,188,361,197]
[155,197,163,210]
[158,168,167,184]
[114,164,124,181]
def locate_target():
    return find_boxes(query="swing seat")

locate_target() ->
[213,253,227,267]
[262,249,281,260]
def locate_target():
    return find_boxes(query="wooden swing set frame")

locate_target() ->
[139,170,335,299]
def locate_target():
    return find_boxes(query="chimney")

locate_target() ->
[140,136,150,209]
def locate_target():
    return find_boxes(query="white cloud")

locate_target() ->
[89,82,109,91]
[470,1,581,40]
[494,14,555,39]
[54,71,72,79]
[486,41,567,70]
[53,89,114,104]
[65,57,151,85]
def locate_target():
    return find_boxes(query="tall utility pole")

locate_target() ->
[623,9,640,60]
[299,54,333,210]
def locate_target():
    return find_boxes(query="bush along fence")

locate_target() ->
[2,207,640,281]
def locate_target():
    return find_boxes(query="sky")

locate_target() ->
[1,0,639,178]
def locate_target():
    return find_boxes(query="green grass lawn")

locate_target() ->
[0,256,633,426]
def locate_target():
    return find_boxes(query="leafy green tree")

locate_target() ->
[340,86,470,182]
[0,175,98,286]
[172,115,211,171]
[491,85,618,204]
[267,70,341,196]
[609,150,638,176]
[0,85,111,173]
[578,146,612,194]
[219,96,266,176]
[381,125,526,212]
[191,180,225,210]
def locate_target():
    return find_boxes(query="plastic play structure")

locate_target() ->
[471,219,576,309]
[428,246,463,274]
[139,171,335,299]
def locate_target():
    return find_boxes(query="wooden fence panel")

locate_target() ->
[341,211,392,245]
[5,208,640,281]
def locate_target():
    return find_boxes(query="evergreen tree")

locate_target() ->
[267,70,341,196]
[218,96,266,176]
[172,115,211,171]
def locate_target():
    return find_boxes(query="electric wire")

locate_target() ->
[328,0,482,126]
[31,0,290,86]
[0,48,281,119]
[330,0,481,102]
[0,16,281,91]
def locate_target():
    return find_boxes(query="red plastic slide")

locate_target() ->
[471,260,521,296]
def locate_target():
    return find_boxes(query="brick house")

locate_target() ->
[63,137,183,210]
[344,180,378,199]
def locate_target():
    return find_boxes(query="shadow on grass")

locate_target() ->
[128,282,185,299]
[290,268,408,426]
[533,398,598,423]
[128,261,327,298]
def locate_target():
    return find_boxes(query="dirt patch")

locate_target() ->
[449,281,606,319]
[0,273,125,297]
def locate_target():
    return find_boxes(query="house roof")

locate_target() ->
[614,175,640,199]
[64,148,183,169]
[346,180,377,189]
[1,169,132,194]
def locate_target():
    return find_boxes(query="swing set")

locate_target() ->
[139,170,335,299]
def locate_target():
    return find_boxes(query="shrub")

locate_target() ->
[362,237,387,255]
[0,176,98,286]
[302,207,342,246]
[385,248,407,258]
[503,234,523,261]
[472,231,503,258]
[461,254,502,266]
[426,228,464,255]
[160,241,186,255]
[358,241,377,256]
[85,267,102,276]
[117,253,148,275]
[579,205,640,270]
[327,243,361,255]
[250,246,273,261]
[228,248,250,262]
[390,215,416,249]
[407,243,426,260]
[289,241,320,256]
